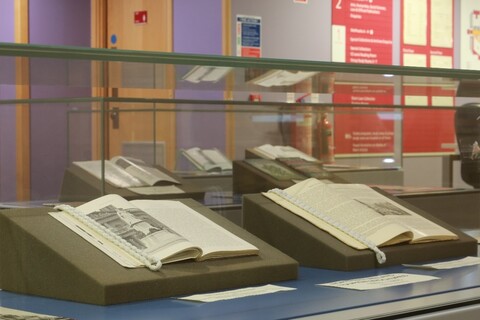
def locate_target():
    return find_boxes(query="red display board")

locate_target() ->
[402,86,456,153]
[331,0,394,155]
[331,0,393,64]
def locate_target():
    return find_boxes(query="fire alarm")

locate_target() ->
[134,11,148,24]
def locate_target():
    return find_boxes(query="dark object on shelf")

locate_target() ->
[455,103,480,188]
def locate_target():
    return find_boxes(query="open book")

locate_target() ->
[73,156,180,189]
[181,147,232,172]
[263,178,458,264]
[251,144,318,162]
[51,194,259,271]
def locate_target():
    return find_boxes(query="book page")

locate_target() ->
[182,147,214,171]
[127,185,185,195]
[263,179,415,250]
[73,160,145,188]
[111,156,180,186]
[132,199,259,260]
[201,148,232,171]
[51,194,200,267]
[182,147,230,172]
[327,183,457,243]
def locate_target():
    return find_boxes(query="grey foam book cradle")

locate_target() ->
[59,164,205,202]
[0,199,298,305]
[243,193,478,271]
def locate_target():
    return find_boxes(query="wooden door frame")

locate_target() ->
[15,0,30,201]
[91,0,109,161]
[223,0,235,159]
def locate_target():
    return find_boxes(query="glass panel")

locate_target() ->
[3,42,480,104]
[0,42,478,213]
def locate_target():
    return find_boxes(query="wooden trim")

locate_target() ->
[163,0,176,169]
[91,0,108,160]
[222,0,231,57]
[164,0,173,53]
[222,0,235,159]
[14,0,30,201]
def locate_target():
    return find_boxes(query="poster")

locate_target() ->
[331,0,394,155]
[401,0,455,154]
[331,0,393,64]
[460,1,480,70]
[401,0,453,68]
[236,15,262,58]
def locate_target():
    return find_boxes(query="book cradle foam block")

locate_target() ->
[59,165,205,202]
[242,193,478,271]
[232,160,345,195]
[0,199,298,305]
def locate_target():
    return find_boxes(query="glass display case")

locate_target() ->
[0,42,479,209]
[2,42,480,320]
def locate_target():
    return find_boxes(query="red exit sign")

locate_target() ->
[134,10,147,24]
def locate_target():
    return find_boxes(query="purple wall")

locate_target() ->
[3,0,223,199]
[173,0,226,167]
[0,0,16,201]
[28,0,91,200]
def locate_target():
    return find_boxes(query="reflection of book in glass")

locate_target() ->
[263,178,458,264]
[245,159,305,181]
[51,194,259,271]
[73,156,180,188]
[247,69,317,87]
[276,157,333,180]
[181,147,232,172]
[251,144,318,161]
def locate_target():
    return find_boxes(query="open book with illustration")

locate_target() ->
[181,147,232,172]
[73,156,180,189]
[51,194,259,271]
[263,178,458,264]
